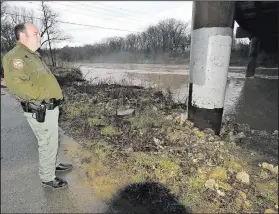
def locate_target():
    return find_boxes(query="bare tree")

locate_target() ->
[157,19,189,54]
[40,1,71,67]
[0,2,34,53]
[9,6,34,25]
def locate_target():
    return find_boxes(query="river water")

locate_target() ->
[77,63,278,131]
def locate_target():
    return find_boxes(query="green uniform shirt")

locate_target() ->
[3,42,63,103]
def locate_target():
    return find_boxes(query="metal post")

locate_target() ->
[246,36,260,77]
[187,1,235,135]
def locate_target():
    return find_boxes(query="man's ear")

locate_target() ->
[19,31,27,40]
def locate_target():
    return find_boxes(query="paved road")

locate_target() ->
[1,87,107,213]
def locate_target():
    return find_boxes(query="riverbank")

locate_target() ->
[75,63,278,132]
[53,67,278,213]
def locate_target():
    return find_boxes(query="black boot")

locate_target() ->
[56,163,73,172]
[42,177,68,189]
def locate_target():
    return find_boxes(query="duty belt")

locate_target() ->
[21,98,63,113]
[42,98,63,110]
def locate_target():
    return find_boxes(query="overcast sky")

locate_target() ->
[6,1,243,48]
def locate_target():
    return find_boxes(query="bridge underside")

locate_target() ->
[235,1,278,54]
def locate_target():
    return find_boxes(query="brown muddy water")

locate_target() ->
[77,63,278,132]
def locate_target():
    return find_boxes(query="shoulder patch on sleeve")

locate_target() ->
[12,58,25,70]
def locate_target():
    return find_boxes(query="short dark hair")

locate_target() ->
[14,23,26,41]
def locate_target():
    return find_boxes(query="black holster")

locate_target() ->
[21,102,46,123]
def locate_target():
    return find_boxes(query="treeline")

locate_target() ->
[57,18,191,64]
[55,18,277,66]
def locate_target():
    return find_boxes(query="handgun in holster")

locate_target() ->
[27,102,47,123]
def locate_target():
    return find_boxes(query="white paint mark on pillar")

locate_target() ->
[190,27,233,109]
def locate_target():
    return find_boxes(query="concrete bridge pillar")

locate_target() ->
[246,36,260,77]
[187,1,235,135]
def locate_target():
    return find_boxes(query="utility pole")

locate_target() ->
[187,1,235,135]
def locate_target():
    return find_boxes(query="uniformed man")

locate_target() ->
[2,23,72,189]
